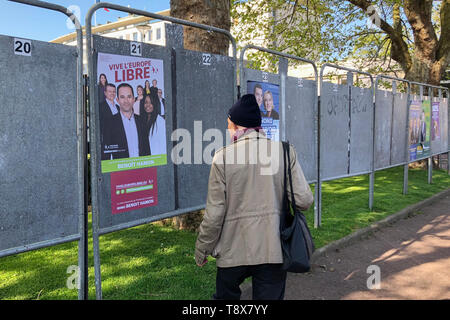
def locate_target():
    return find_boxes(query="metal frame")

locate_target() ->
[4,0,86,300]
[408,82,450,184]
[374,75,411,195]
[85,2,237,300]
[319,63,374,226]
[238,44,320,227]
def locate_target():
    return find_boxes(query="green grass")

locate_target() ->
[0,166,449,300]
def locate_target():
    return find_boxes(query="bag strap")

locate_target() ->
[284,141,298,213]
[282,141,288,198]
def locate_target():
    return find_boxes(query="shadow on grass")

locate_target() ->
[98,225,216,300]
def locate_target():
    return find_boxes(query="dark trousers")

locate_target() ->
[214,264,287,300]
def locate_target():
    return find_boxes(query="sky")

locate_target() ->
[0,0,170,42]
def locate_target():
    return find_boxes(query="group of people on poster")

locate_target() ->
[252,83,280,120]
[408,100,440,160]
[98,62,167,162]
[409,109,427,146]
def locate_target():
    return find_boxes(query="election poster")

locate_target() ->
[409,99,431,160]
[97,52,167,173]
[247,80,280,141]
[110,167,158,214]
[408,101,421,160]
[420,99,431,157]
[431,102,440,141]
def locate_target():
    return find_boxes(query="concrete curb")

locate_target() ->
[311,187,450,262]
[240,187,450,293]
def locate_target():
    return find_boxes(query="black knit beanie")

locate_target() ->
[228,94,262,128]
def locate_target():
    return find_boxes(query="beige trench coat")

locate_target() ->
[195,130,313,268]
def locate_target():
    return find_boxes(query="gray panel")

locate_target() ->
[350,87,373,174]
[285,77,317,182]
[374,89,393,169]
[92,35,175,230]
[447,98,450,152]
[176,49,234,209]
[320,82,350,180]
[0,35,79,251]
[391,91,408,165]
[242,68,280,94]
[430,98,441,155]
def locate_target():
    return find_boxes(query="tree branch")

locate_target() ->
[403,0,438,62]
[289,0,299,25]
[347,0,412,72]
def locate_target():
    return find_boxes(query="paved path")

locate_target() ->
[241,192,450,300]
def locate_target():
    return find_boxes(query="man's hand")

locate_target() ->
[196,258,208,267]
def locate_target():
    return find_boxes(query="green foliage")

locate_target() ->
[231,0,445,75]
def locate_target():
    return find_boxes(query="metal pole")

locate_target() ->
[279,57,288,142]
[316,93,321,228]
[320,64,374,212]
[447,90,450,175]
[8,0,86,300]
[238,44,320,227]
[86,2,237,101]
[369,75,376,211]
[408,82,448,179]
[389,81,397,166]
[82,74,89,300]
[85,2,238,300]
[374,75,411,195]
[428,86,433,184]
[404,84,412,195]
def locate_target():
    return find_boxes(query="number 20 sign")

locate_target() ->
[14,38,32,56]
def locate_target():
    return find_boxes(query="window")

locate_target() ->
[156,28,161,40]
[147,30,152,41]
[133,32,138,41]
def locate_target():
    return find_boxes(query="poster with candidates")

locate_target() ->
[97,52,167,173]
[247,80,280,141]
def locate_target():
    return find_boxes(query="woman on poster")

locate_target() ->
[98,73,108,103]
[140,95,166,156]
[144,80,152,97]
[133,85,144,115]
[261,90,279,120]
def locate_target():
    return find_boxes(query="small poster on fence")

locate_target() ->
[431,101,440,141]
[97,52,167,173]
[110,167,158,214]
[247,80,280,141]
[409,99,431,160]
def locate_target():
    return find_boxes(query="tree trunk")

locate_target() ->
[350,0,449,85]
[170,0,231,55]
[169,0,231,230]
[403,0,449,86]
[404,57,443,86]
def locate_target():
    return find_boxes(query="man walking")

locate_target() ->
[195,94,313,300]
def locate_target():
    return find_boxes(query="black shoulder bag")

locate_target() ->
[280,141,315,273]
